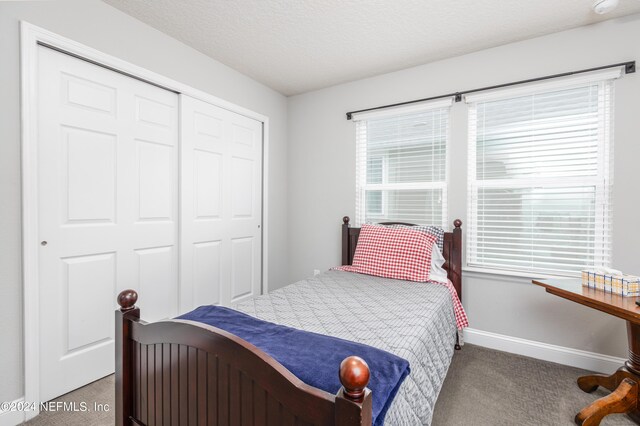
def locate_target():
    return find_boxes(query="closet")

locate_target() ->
[36,45,263,401]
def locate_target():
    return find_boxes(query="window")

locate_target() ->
[353,100,451,227]
[466,70,618,275]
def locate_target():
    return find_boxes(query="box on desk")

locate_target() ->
[582,270,640,296]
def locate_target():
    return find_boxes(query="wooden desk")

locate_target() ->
[532,279,640,426]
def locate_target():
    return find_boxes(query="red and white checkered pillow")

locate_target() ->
[340,223,437,282]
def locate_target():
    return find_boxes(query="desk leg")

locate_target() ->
[575,321,640,426]
[627,322,640,376]
[575,378,638,426]
[578,367,637,393]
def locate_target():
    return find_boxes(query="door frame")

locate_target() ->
[20,21,270,420]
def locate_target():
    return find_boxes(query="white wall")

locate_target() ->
[288,15,640,360]
[0,0,289,403]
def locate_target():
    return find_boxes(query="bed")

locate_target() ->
[115,217,463,426]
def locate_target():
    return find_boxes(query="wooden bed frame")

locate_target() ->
[341,217,463,301]
[115,217,463,425]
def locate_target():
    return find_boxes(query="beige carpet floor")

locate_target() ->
[433,345,635,426]
[22,344,637,425]
[23,374,114,426]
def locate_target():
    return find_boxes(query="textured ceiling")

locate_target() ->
[103,0,640,96]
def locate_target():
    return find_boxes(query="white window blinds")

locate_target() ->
[466,70,618,275]
[353,99,452,227]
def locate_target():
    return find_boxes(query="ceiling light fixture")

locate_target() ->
[593,0,620,14]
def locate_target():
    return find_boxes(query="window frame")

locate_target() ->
[465,71,617,277]
[353,99,453,228]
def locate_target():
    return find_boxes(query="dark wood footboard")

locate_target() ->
[115,290,372,426]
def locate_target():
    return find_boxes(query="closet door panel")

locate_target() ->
[181,97,227,311]
[180,96,262,311]
[193,240,223,305]
[37,45,179,401]
[137,140,174,220]
[136,245,177,322]
[230,237,255,301]
[194,150,223,219]
[63,127,117,223]
[231,157,255,218]
[227,112,262,305]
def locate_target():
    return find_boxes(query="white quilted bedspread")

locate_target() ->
[233,269,457,425]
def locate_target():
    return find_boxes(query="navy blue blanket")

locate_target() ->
[178,306,410,425]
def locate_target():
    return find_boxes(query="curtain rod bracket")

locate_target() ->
[454,93,462,102]
[626,62,636,74]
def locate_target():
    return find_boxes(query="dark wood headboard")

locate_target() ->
[341,217,463,302]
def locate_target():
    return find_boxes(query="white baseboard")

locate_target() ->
[464,328,625,374]
[0,398,25,426]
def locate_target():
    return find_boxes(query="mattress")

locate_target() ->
[233,269,457,425]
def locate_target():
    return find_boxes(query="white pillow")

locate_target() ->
[429,242,448,284]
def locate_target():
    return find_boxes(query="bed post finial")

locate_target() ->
[336,356,372,424]
[343,216,350,225]
[339,356,370,402]
[117,289,138,312]
[453,219,462,228]
[115,289,139,426]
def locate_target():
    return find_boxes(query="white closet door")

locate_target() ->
[180,96,262,312]
[37,46,179,402]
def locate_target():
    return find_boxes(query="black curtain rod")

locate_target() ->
[345,60,635,120]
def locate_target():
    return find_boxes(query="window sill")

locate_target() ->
[461,266,579,283]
